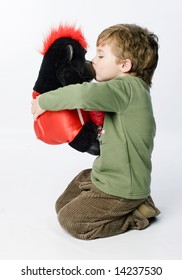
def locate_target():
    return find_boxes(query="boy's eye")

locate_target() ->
[98,56,104,58]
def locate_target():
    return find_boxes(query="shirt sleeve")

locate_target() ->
[38,78,131,113]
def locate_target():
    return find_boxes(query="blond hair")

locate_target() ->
[97,24,159,86]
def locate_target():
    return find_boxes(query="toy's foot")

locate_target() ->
[87,141,100,156]
[69,121,100,155]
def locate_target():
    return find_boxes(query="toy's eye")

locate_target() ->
[66,45,73,61]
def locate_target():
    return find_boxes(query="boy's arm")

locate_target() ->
[37,78,131,113]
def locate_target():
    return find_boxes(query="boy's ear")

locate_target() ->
[120,59,132,73]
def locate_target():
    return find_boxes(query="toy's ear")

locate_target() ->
[67,45,74,61]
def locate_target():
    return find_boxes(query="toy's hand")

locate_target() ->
[89,111,104,126]
[31,96,46,120]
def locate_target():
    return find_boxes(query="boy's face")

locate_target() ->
[92,43,124,82]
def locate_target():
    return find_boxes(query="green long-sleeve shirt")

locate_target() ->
[39,76,156,199]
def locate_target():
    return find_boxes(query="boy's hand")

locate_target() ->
[31,96,46,121]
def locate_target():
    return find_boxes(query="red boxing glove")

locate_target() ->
[89,110,105,126]
[32,91,90,144]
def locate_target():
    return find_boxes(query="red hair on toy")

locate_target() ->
[41,24,88,55]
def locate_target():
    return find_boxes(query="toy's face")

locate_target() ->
[33,38,95,94]
[84,60,96,82]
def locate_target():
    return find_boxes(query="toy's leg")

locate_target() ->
[69,122,100,155]
[57,178,160,240]
[55,169,91,214]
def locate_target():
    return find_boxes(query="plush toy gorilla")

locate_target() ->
[32,24,104,155]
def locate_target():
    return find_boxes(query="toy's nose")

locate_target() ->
[84,60,96,81]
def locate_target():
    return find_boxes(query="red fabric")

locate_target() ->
[32,91,90,144]
[89,110,105,126]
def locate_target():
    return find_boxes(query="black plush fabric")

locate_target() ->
[69,122,100,155]
[33,37,100,155]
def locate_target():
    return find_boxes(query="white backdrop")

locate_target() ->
[0,0,181,260]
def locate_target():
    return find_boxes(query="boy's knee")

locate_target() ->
[57,208,80,238]
[55,197,62,214]
[57,207,93,240]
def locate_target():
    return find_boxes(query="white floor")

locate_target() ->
[0,129,181,260]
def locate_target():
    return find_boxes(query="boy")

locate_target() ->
[31,24,160,240]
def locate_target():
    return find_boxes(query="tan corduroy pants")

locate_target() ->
[55,169,160,240]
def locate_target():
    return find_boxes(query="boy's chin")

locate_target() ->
[95,76,104,82]
[96,77,110,82]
